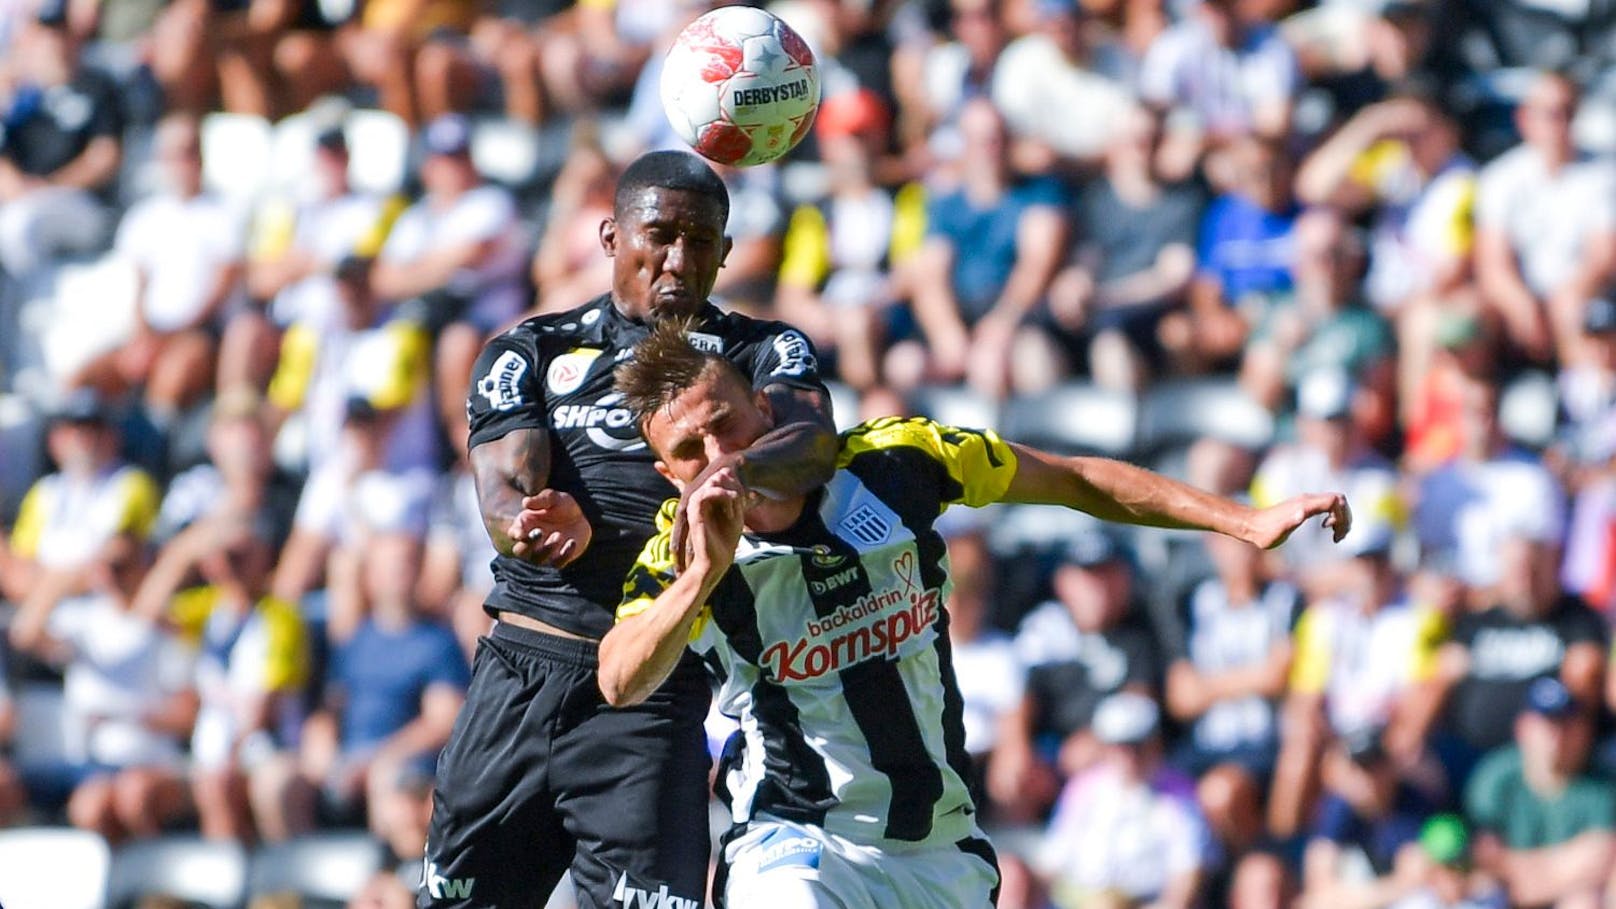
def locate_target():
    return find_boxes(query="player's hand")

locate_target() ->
[684,467,745,578]
[507,489,593,567]
[1243,492,1351,550]
[671,452,746,572]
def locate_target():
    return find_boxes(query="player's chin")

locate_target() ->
[648,291,703,319]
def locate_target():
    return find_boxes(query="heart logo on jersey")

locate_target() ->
[893,550,916,596]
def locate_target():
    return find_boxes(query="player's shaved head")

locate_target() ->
[616,317,750,431]
[614,150,730,223]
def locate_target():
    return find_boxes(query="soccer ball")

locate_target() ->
[660,6,820,167]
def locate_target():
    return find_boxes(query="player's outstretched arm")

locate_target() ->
[601,470,745,707]
[1001,444,1352,550]
[470,428,592,566]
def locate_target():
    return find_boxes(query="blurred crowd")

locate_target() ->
[5,0,1616,907]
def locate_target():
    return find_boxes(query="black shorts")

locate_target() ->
[420,621,713,909]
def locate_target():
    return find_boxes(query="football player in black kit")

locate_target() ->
[419,151,839,909]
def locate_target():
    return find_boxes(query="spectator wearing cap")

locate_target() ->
[226,124,393,394]
[1157,525,1300,852]
[251,533,467,842]
[1399,533,1605,792]
[1411,376,1565,594]
[0,0,121,283]
[374,114,526,454]
[1039,105,1204,393]
[893,97,1068,399]
[1464,677,1616,908]
[776,89,925,392]
[73,113,247,428]
[990,0,1132,173]
[1036,691,1214,909]
[1269,515,1446,837]
[2,391,159,620]
[1251,366,1403,593]
[1292,86,1473,421]
[1475,71,1616,364]
[1386,814,1507,909]
[991,529,1163,820]
[264,251,438,611]
[8,535,198,843]
[1159,134,1298,375]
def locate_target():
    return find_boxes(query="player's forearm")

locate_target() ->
[471,430,551,557]
[1008,446,1261,541]
[735,419,837,501]
[599,568,720,707]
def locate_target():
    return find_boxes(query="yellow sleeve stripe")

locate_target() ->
[1408,606,1448,683]
[267,323,319,412]
[1437,174,1476,257]
[365,321,431,412]
[260,596,308,691]
[169,585,220,644]
[778,204,831,289]
[1289,607,1330,693]
[889,182,927,264]
[118,468,159,539]
[838,417,1018,508]
[10,481,46,559]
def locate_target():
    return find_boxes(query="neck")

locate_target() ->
[743,493,810,535]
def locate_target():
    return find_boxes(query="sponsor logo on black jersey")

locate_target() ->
[552,391,646,452]
[476,350,528,412]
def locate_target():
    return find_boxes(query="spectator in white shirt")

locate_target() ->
[1038,692,1214,909]
[71,113,246,425]
[374,114,526,453]
[1475,71,1616,364]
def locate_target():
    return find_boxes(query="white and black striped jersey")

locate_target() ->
[619,417,1020,849]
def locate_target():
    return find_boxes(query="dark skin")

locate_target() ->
[469,183,837,578]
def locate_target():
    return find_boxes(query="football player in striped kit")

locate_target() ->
[601,320,1352,908]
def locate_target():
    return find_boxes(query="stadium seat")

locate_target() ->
[247,831,388,907]
[1499,369,1559,450]
[1001,381,1138,458]
[344,109,411,197]
[471,118,543,189]
[201,112,275,205]
[1135,378,1274,459]
[0,827,110,909]
[906,386,998,433]
[104,836,249,909]
[270,111,320,194]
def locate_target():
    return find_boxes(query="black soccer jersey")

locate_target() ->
[466,293,827,638]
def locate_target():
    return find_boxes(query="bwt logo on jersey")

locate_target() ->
[553,392,646,452]
[732,79,811,108]
[611,874,698,909]
[476,351,527,412]
[808,565,859,595]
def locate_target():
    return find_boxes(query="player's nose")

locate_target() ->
[662,237,688,274]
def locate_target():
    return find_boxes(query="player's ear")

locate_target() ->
[753,389,773,426]
[719,235,733,268]
[600,217,618,257]
[653,458,685,492]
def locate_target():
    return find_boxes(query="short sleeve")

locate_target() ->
[1289,607,1330,694]
[259,596,309,693]
[10,481,45,559]
[84,72,123,139]
[425,626,472,690]
[1407,607,1448,683]
[729,323,828,393]
[466,333,547,448]
[837,417,1019,509]
[1463,748,1514,834]
[1557,600,1608,648]
[119,469,160,540]
[617,499,711,641]
[1137,33,1179,107]
[267,323,319,412]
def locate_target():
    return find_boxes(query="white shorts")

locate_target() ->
[721,818,999,909]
